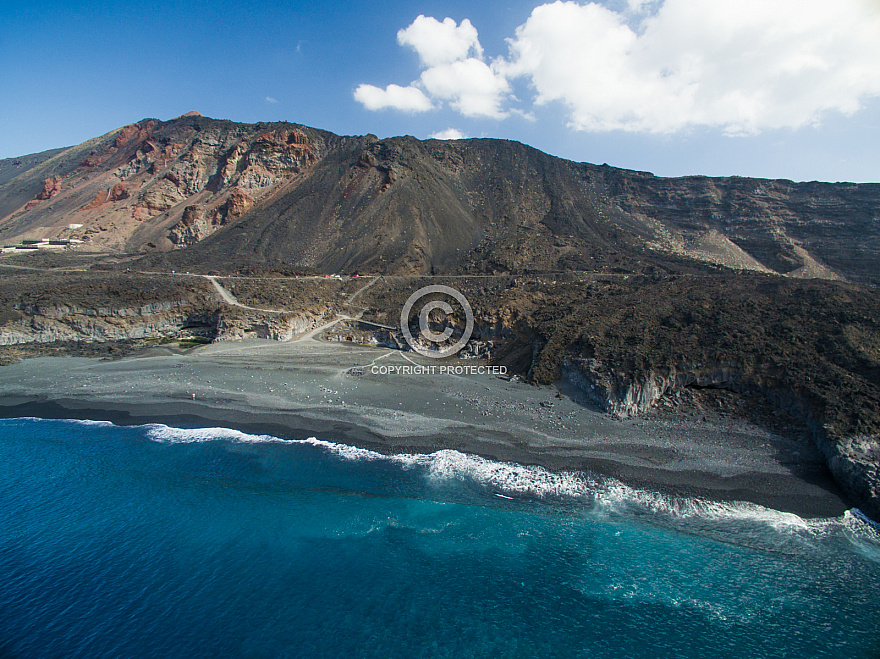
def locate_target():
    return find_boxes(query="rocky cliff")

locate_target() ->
[0,298,334,348]
[561,357,880,518]
[0,300,212,345]
[0,271,337,348]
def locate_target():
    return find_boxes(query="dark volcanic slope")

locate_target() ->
[157,135,658,276]
[146,134,880,282]
[1,115,878,282]
[0,147,69,188]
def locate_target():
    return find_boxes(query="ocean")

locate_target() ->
[0,417,878,658]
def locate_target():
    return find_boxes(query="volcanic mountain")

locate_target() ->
[1,113,878,282]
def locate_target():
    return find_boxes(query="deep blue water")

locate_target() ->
[0,418,879,658]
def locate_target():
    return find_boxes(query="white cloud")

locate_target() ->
[429,128,467,140]
[265,96,278,104]
[353,83,434,112]
[420,59,511,118]
[354,16,510,119]
[397,16,483,67]
[356,2,880,135]
[502,0,880,135]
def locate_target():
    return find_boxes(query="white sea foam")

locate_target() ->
[142,428,879,539]
[61,418,117,427]
[299,438,596,499]
[595,480,816,530]
[299,437,386,460]
[23,418,880,542]
[296,437,879,542]
[7,416,116,427]
[143,423,287,445]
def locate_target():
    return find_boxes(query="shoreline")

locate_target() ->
[0,339,852,519]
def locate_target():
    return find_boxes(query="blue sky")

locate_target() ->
[2,0,880,182]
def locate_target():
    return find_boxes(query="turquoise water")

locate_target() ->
[0,418,878,658]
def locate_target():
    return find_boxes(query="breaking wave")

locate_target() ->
[144,423,286,445]
[17,418,880,548]
[301,437,880,548]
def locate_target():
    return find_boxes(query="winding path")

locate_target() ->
[203,276,287,313]
[205,274,376,343]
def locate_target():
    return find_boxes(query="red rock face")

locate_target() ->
[11,118,324,247]
[26,176,63,206]
[114,120,155,148]
[79,182,131,211]
[137,120,156,143]
[114,125,139,148]
[80,190,109,210]
[35,176,62,201]
[281,129,310,146]
[80,152,112,168]
[231,130,317,190]
[223,188,253,222]
[109,182,130,201]
[82,121,156,169]
[132,205,153,221]
[252,130,315,156]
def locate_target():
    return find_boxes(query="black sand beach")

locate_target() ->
[0,336,850,518]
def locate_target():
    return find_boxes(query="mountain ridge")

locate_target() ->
[1,114,878,283]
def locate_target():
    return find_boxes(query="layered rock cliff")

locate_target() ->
[0,300,212,345]
[0,271,337,347]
